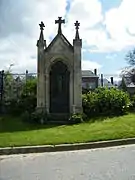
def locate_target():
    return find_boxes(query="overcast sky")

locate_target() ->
[0,0,135,80]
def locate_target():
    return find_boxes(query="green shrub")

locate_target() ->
[82,87,130,118]
[5,78,37,116]
[69,113,84,124]
[5,99,23,115]
[19,95,37,113]
[21,111,31,122]
[31,111,48,124]
[129,94,135,111]
[5,95,37,116]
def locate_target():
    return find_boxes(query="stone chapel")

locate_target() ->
[36,17,82,114]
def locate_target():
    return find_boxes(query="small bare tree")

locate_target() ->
[121,48,135,84]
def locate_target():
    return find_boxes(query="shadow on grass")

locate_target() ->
[1,112,132,133]
[0,115,65,133]
[86,113,129,123]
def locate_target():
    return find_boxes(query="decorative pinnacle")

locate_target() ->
[37,21,46,47]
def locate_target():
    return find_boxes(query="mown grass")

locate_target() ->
[0,113,135,147]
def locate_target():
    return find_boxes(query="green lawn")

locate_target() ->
[0,113,135,148]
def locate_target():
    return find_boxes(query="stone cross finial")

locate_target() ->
[74,21,80,30]
[55,17,65,34]
[39,21,45,30]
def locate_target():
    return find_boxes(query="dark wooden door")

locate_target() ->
[50,61,69,113]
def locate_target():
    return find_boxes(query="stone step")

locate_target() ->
[48,113,70,122]
[46,120,70,125]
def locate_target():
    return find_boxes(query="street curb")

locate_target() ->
[0,138,135,155]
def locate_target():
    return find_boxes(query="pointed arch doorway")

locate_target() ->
[49,61,70,113]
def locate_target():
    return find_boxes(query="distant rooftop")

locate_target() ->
[82,70,98,77]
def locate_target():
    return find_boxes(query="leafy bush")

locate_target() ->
[5,99,23,115]
[5,78,37,115]
[19,94,37,113]
[82,87,130,118]
[21,111,31,122]
[31,111,48,124]
[129,94,135,111]
[5,96,36,116]
[18,79,37,113]
[69,113,84,124]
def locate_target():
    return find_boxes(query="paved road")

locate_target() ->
[1,145,135,180]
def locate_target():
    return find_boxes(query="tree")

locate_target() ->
[22,78,37,96]
[3,70,14,100]
[126,48,135,66]
[3,69,37,114]
[122,48,135,84]
[119,77,127,92]
[20,78,37,113]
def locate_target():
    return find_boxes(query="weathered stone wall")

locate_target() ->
[37,33,82,114]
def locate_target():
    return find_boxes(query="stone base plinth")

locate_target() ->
[72,105,82,114]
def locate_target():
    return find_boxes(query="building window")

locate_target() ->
[82,82,96,89]
[88,82,96,89]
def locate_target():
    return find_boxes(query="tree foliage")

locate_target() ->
[122,48,135,84]
[119,77,127,92]
[126,48,135,66]
[20,78,37,113]
[4,73,37,115]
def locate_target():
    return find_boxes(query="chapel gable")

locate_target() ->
[44,33,73,54]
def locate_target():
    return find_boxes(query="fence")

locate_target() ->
[0,70,122,102]
[0,69,126,113]
[0,70,37,106]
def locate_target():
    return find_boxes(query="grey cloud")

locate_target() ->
[0,0,38,71]
[0,0,39,39]
[0,0,68,72]
[0,0,25,38]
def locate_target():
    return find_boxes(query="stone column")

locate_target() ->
[37,52,46,112]
[36,21,46,112]
[73,39,82,113]
[45,72,49,113]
